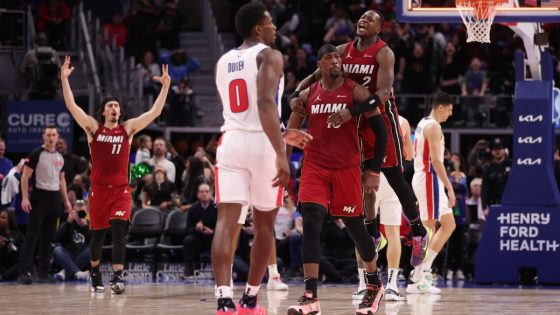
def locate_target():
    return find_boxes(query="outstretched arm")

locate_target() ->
[60,56,98,141]
[124,64,171,137]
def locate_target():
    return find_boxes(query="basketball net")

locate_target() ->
[456,0,508,43]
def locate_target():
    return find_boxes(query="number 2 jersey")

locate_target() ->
[90,124,130,186]
[304,79,360,169]
[216,43,284,132]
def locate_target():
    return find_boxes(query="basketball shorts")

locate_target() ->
[89,184,132,230]
[238,204,250,225]
[215,130,283,211]
[374,172,402,226]
[412,172,452,221]
[298,160,363,217]
[360,99,404,168]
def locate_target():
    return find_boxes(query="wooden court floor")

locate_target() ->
[2,281,560,314]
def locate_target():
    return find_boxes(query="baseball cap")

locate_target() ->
[489,137,505,150]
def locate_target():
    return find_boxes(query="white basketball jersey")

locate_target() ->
[216,43,284,132]
[413,117,444,173]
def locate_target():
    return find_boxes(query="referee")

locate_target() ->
[17,125,72,284]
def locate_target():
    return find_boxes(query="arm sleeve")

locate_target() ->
[365,115,388,173]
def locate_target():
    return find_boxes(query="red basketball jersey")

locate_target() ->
[90,125,130,186]
[304,79,360,169]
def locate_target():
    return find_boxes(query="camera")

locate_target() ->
[77,210,87,219]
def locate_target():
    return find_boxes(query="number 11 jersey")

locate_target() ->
[90,124,130,186]
[216,43,284,133]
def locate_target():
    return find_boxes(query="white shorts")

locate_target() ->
[412,172,452,221]
[215,130,283,211]
[238,205,250,225]
[374,173,402,226]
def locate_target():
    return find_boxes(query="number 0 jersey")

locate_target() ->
[90,124,130,186]
[216,43,284,132]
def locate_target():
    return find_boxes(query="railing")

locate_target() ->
[77,2,102,107]
[25,6,36,49]
[200,0,224,62]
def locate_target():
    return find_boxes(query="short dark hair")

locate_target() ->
[432,92,454,108]
[95,96,124,123]
[44,125,58,133]
[235,2,266,38]
[366,10,385,33]
[317,44,338,60]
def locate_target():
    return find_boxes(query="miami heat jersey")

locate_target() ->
[90,125,130,186]
[216,43,284,132]
[304,79,360,169]
[413,117,444,173]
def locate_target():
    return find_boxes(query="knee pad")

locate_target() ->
[300,203,327,264]
[343,217,376,263]
[90,228,108,262]
[110,219,128,265]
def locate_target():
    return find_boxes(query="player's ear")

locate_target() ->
[254,24,262,36]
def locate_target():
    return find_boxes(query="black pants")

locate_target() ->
[18,189,61,276]
[183,234,212,267]
[447,224,469,272]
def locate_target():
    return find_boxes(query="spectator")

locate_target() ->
[402,42,433,122]
[466,177,484,279]
[481,137,511,214]
[289,47,314,82]
[162,50,201,84]
[462,57,489,126]
[0,138,13,188]
[136,51,162,100]
[56,137,87,185]
[319,218,356,283]
[53,199,91,281]
[72,174,89,200]
[273,193,299,272]
[142,167,176,211]
[440,42,462,95]
[101,13,127,49]
[182,183,216,277]
[1,160,28,234]
[193,147,215,186]
[18,126,72,284]
[0,208,23,281]
[155,2,181,50]
[135,134,153,165]
[323,4,354,45]
[168,76,201,126]
[37,0,72,50]
[180,156,209,210]
[19,32,60,100]
[124,0,158,60]
[466,177,484,222]
[149,137,176,182]
[166,141,186,192]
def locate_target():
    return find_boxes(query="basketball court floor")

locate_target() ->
[2,280,560,314]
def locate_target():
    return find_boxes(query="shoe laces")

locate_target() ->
[298,291,314,304]
[360,286,380,307]
[240,294,257,308]
[217,298,236,311]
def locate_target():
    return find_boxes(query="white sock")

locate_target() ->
[358,268,366,291]
[412,266,423,283]
[217,285,233,299]
[387,268,399,289]
[268,264,279,278]
[422,249,439,272]
[245,283,261,297]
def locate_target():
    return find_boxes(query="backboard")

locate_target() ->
[396,0,560,23]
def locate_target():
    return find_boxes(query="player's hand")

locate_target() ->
[363,172,380,194]
[272,155,290,188]
[290,97,307,116]
[22,199,32,213]
[447,189,456,208]
[60,56,75,80]
[327,109,352,127]
[153,64,171,87]
[65,200,72,213]
[283,129,313,149]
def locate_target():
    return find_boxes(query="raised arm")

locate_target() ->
[124,64,171,137]
[257,48,290,187]
[60,56,98,141]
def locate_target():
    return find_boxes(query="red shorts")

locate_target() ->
[89,184,132,230]
[360,99,404,168]
[298,160,363,217]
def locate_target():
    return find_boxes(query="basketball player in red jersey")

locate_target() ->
[60,56,170,294]
[291,10,430,269]
[286,44,388,315]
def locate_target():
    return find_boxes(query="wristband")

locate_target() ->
[349,93,382,117]
[289,90,300,101]
[368,171,380,177]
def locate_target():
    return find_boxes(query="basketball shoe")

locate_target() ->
[110,270,125,294]
[384,286,406,301]
[216,298,237,315]
[90,268,105,292]
[287,291,321,315]
[267,275,289,291]
[356,284,384,314]
[351,288,367,300]
[237,293,267,315]
[421,271,441,294]
[410,227,432,267]
[374,233,388,253]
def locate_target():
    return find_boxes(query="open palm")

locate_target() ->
[153,64,171,87]
[60,55,75,79]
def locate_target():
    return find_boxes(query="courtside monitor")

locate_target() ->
[397,0,560,23]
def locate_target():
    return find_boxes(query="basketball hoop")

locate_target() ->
[456,0,508,43]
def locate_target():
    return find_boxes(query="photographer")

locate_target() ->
[482,138,511,215]
[20,32,60,100]
[53,200,91,281]
[0,208,24,281]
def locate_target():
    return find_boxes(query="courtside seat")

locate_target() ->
[156,209,188,261]
[126,207,164,259]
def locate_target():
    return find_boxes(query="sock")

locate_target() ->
[410,221,426,237]
[387,268,399,289]
[245,283,261,297]
[411,266,423,282]
[304,278,318,298]
[268,264,279,279]
[365,270,382,287]
[364,219,379,239]
[422,249,439,272]
[230,264,234,287]
[217,285,233,299]
[357,268,366,291]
